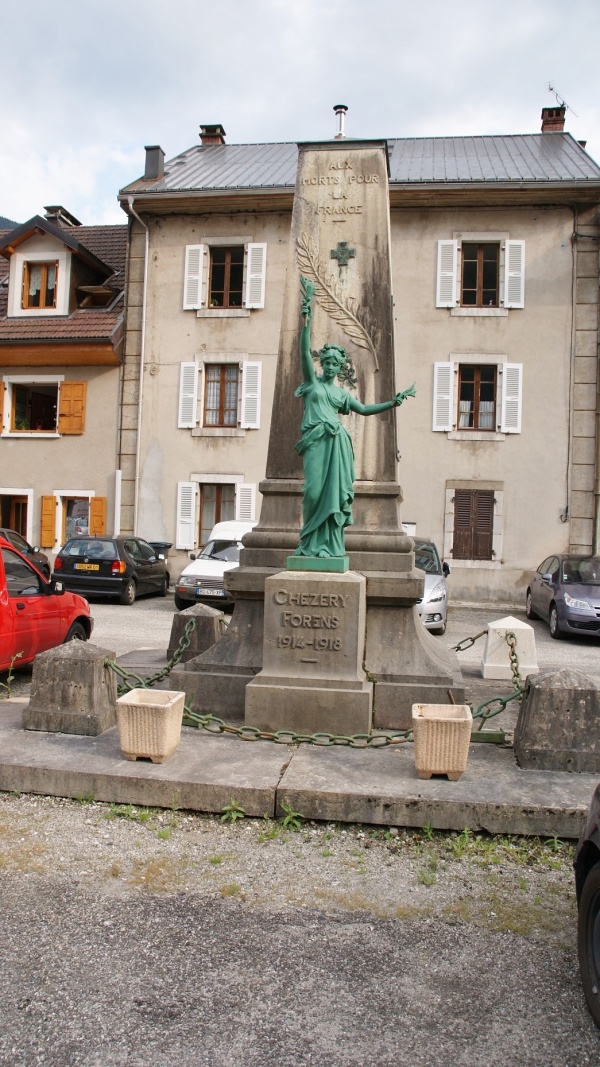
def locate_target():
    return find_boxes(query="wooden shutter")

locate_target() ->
[453,489,494,561]
[176,482,196,549]
[432,362,453,431]
[504,240,525,308]
[183,245,205,310]
[58,381,87,434]
[500,363,522,433]
[89,497,106,536]
[40,496,56,549]
[240,361,262,428]
[244,243,267,309]
[0,379,4,430]
[235,483,256,522]
[436,240,458,307]
[178,362,198,428]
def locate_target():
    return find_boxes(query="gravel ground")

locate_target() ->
[1,793,598,1066]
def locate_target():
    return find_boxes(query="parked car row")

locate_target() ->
[526,554,600,640]
[52,535,170,605]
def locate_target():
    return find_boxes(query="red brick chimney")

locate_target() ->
[541,106,566,133]
[200,124,226,146]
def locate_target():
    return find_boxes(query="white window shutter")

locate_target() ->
[183,244,205,310]
[500,363,523,433]
[504,240,525,308]
[240,361,262,429]
[432,362,454,431]
[236,483,256,522]
[244,243,267,308]
[176,482,196,549]
[435,240,458,307]
[178,362,198,428]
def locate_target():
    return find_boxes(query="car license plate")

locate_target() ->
[75,563,100,571]
[196,587,224,596]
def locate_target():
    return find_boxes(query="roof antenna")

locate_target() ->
[333,104,348,139]
[547,83,578,117]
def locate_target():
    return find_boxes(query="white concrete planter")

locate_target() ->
[116,689,185,764]
[412,703,473,781]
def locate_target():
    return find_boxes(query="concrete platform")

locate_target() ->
[0,694,597,838]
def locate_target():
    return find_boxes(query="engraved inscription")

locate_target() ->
[273,588,347,654]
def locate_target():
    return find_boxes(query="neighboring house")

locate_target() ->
[118,109,600,602]
[0,206,126,557]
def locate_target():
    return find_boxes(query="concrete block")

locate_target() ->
[577,251,599,278]
[576,277,598,304]
[168,604,227,663]
[573,410,596,438]
[573,357,598,384]
[573,383,597,411]
[23,642,117,735]
[570,490,595,520]
[481,616,538,682]
[575,303,598,331]
[515,668,600,772]
[575,331,598,358]
[571,464,595,492]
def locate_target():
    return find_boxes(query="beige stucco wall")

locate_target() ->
[135,212,291,572]
[392,205,576,602]
[0,363,122,555]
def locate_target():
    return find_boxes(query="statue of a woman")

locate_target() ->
[294,278,415,559]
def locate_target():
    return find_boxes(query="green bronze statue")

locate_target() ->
[294,277,416,559]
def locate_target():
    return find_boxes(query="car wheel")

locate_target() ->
[549,603,564,640]
[158,574,169,597]
[174,593,188,611]
[431,623,446,636]
[578,859,600,1028]
[64,621,88,642]
[525,590,536,620]
[119,579,136,606]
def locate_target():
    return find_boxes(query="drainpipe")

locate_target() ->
[126,196,148,536]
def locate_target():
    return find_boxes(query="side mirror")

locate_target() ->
[189,553,197,561]
[542,572,553,583]
[442,562,450,577]
[49,579,65,596]
[158,553,165,561]
[33,546,42,553]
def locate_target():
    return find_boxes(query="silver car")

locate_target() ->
[414,537,449,636]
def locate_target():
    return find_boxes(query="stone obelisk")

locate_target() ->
[172,139,464,728]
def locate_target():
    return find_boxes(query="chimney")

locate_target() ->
[43,205,82,227]
[333,104,348,139]
[144,145,165,180]
[200,124,226,146]
[541,106,566,133]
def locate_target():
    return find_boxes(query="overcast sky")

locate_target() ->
[2,0,599,226]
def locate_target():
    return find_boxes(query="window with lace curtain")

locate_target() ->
[203,364,239,427]
[457,365,496,430]
[22,261,58,309]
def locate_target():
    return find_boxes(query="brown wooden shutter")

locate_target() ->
[40,496,56,548]
[453,489,494,560]
[0,380,4,427]
[89,497,106,536]
[58,381,87,435]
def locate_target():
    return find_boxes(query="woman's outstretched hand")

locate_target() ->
[393,382,417,406]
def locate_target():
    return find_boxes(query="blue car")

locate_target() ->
[526,554,600,639]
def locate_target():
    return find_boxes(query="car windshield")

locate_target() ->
[199,540,241,563]
[61,539,118,559]
[562,558,600,586]
[413,540,442,574]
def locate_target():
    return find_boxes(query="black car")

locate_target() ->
[575,784,600,1027]
[526,554,600,639]
[52,536,169,605]
[0,528,50,578]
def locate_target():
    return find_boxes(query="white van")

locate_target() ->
[174,520,257,611]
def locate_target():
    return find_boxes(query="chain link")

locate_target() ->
[182,710,413,747]
[451,629,487,653]
[105,618,196,696]
[504,630,523,689]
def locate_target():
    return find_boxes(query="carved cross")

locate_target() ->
[330,241,356,271]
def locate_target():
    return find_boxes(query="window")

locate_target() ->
[457,365,496,430]
[436,238,525,309]
[22,261,58,309]
[209,247,244,308]
[178,360,261,431]
[183,242,267,311]
[1,377,87,436]
[432,361,522,434]
[204,365,238,427]
[460,243,498,307]
[453,489,494,560]
[199,484,235,545]
[2,547,43,597]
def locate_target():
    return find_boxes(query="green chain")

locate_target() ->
[105,618,196,696]
[451,629,487,653]
[182,709,412,746]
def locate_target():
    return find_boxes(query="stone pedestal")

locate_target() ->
[515,668,600,772]
[167,603,226,663]
[23,642,117,735]
[481,616,538,681]
[245,571,372,734]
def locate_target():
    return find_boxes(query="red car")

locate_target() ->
[0,536,93,671]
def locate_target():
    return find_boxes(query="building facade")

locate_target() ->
[118,112,600,602]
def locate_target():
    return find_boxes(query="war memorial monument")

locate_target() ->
[171,136,465,730]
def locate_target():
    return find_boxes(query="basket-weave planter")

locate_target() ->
[116,689,185,764]
[412,703,472,781]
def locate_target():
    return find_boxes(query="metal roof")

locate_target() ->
[122,133,600,195]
